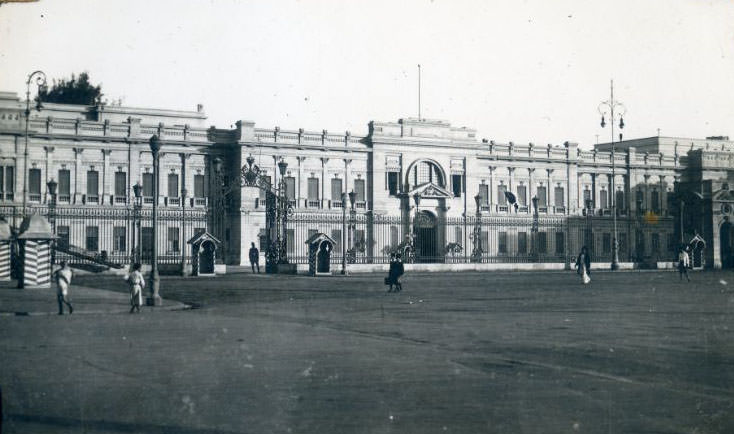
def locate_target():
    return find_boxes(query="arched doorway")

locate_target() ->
[720,221,734,268]
[414,211,438,262]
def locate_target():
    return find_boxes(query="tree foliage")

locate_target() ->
[37,72,103,105]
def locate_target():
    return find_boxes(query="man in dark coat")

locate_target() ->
[249,242,260,273]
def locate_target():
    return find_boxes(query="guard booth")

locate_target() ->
[187,231,221,276]
[17,214,55,288]
[688,234,706,270]
[305,232,337,276]
[0,218,12,281]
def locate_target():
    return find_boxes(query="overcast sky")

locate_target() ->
[1,0,733,148]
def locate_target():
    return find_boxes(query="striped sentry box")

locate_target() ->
[22,240,51,288]
[0,241,10,281]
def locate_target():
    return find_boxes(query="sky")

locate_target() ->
[1,0,733,148]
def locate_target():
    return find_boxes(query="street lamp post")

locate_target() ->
[133,182,142,264]
[46,178,57,266]
[471,194,482,262]
[341,191,347,275]
[598,80,626,270]
[212,157,227,264]
[181,187,187,276]
[147,135,162,306]
[348,190,356,263]
[531,196,539,261]
[277,160,289,265]
[413,193,421,262]
[22,71,47,217]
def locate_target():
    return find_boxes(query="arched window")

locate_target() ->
[408,160,444,188]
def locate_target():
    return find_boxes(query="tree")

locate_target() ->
[37,72,103,105]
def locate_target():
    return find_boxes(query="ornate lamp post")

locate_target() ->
[22,70,47,217]
[133,182,142,263]
[46,178,57,265]
[531,195,539,261]
[147,135,162,306]
[348,190,357,263]
[413,193,421,262]
[341,191,347,275]
[212,156,227,264]
[598,80,626,270]
[180,187,187,276]
[471,193,483,262]
[277,159,289,265]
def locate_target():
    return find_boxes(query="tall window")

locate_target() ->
[636,190,644,210]
[86,170,99,201]
[554,186,564,207]
[479,184,489,206]
[409,160,444,187]
[86,226,99,252]
[555,232,565,254]
[307,178,319,201]
[497,184,507,205]
[331,178,343,202]
[194,174,205,198]
[29,168,41,197]
[167,173,179,198]
[583,188,592,208]
[1,166,13,200]
[168,227,179,253]
[616,190,625,211]
[600,189,608,209]
[498,232,507,254]
[518,232,528,254]
[452,174,463,197]
[114,171,126,198]
[651,190,660,213]
[58,169,71,202]
[517,185,526,206]
[284,177,296,201]
[113,227,126,252]
[354,179,365,202]
[142,173,154,197]
[537,186,547,207]
[387,171,399,196]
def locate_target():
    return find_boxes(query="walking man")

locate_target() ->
[678,246,691,282]
[249,242,260,273]
[126,263,145,313]
[55,261,73,315]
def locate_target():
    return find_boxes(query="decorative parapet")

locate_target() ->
[251,127,365,149]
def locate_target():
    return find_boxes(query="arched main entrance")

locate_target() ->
[414,211,438,262]
[720,221,734,268]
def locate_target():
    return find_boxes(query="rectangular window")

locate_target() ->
[616,190,625,211]
[307,178,319,201]
[331,229,342,253]
[387,172,399,196]
[498,184,507,205]
[354,179,365,202]
[142,173,154,197]
[57,226,70,249]
[651,191,660,213]
[259,175,271,201]
[554,186,564,207]
[29,168,41,195]
[652,233,660,253]
[58,169,71,197]
[600,190,608,209]
[0,167,3,197]
[114,171,126,197]
[85,226,99,252]
[479,184,489,206]
[537,186,547,207]
[194,174,205,198]
[603,233,611,253]
[518,232,528,254]
[331,178,343,202]
[168,227,179,253]
[537,232,547,254]
[390,226,400,248]
[285,177,296,201]
[636,190,644,210]
[86,170,99,198]
[517,185,526,206]
[167,173,179,198]
[498,232,507,254]
[3,166,13,200]
[452,174,462,198]
[113,226,126,252]
[583,189,592,208]
[555,232,565,254]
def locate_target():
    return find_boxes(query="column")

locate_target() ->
[102,149,111,204]
[508,167,515,198]
[73,148,83,204]
[488,166,495,212]
[321,157,328,209]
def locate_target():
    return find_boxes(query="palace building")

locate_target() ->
[0,90,729,270]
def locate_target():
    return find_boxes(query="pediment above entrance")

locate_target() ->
[406,182,453,199]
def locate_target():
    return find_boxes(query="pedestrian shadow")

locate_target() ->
[6,413,242,434]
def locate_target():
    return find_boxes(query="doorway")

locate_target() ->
[414,211,438,262]
[721,222,734,268]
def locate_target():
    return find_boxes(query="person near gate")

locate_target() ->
[678,246,691,282]
[126,262,145,313]
[249,242,260,273]
[575,246,591,285]
[54,261,74,315]
[386,253,405,293]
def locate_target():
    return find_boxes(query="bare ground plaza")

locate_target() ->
[1,269,734,433]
